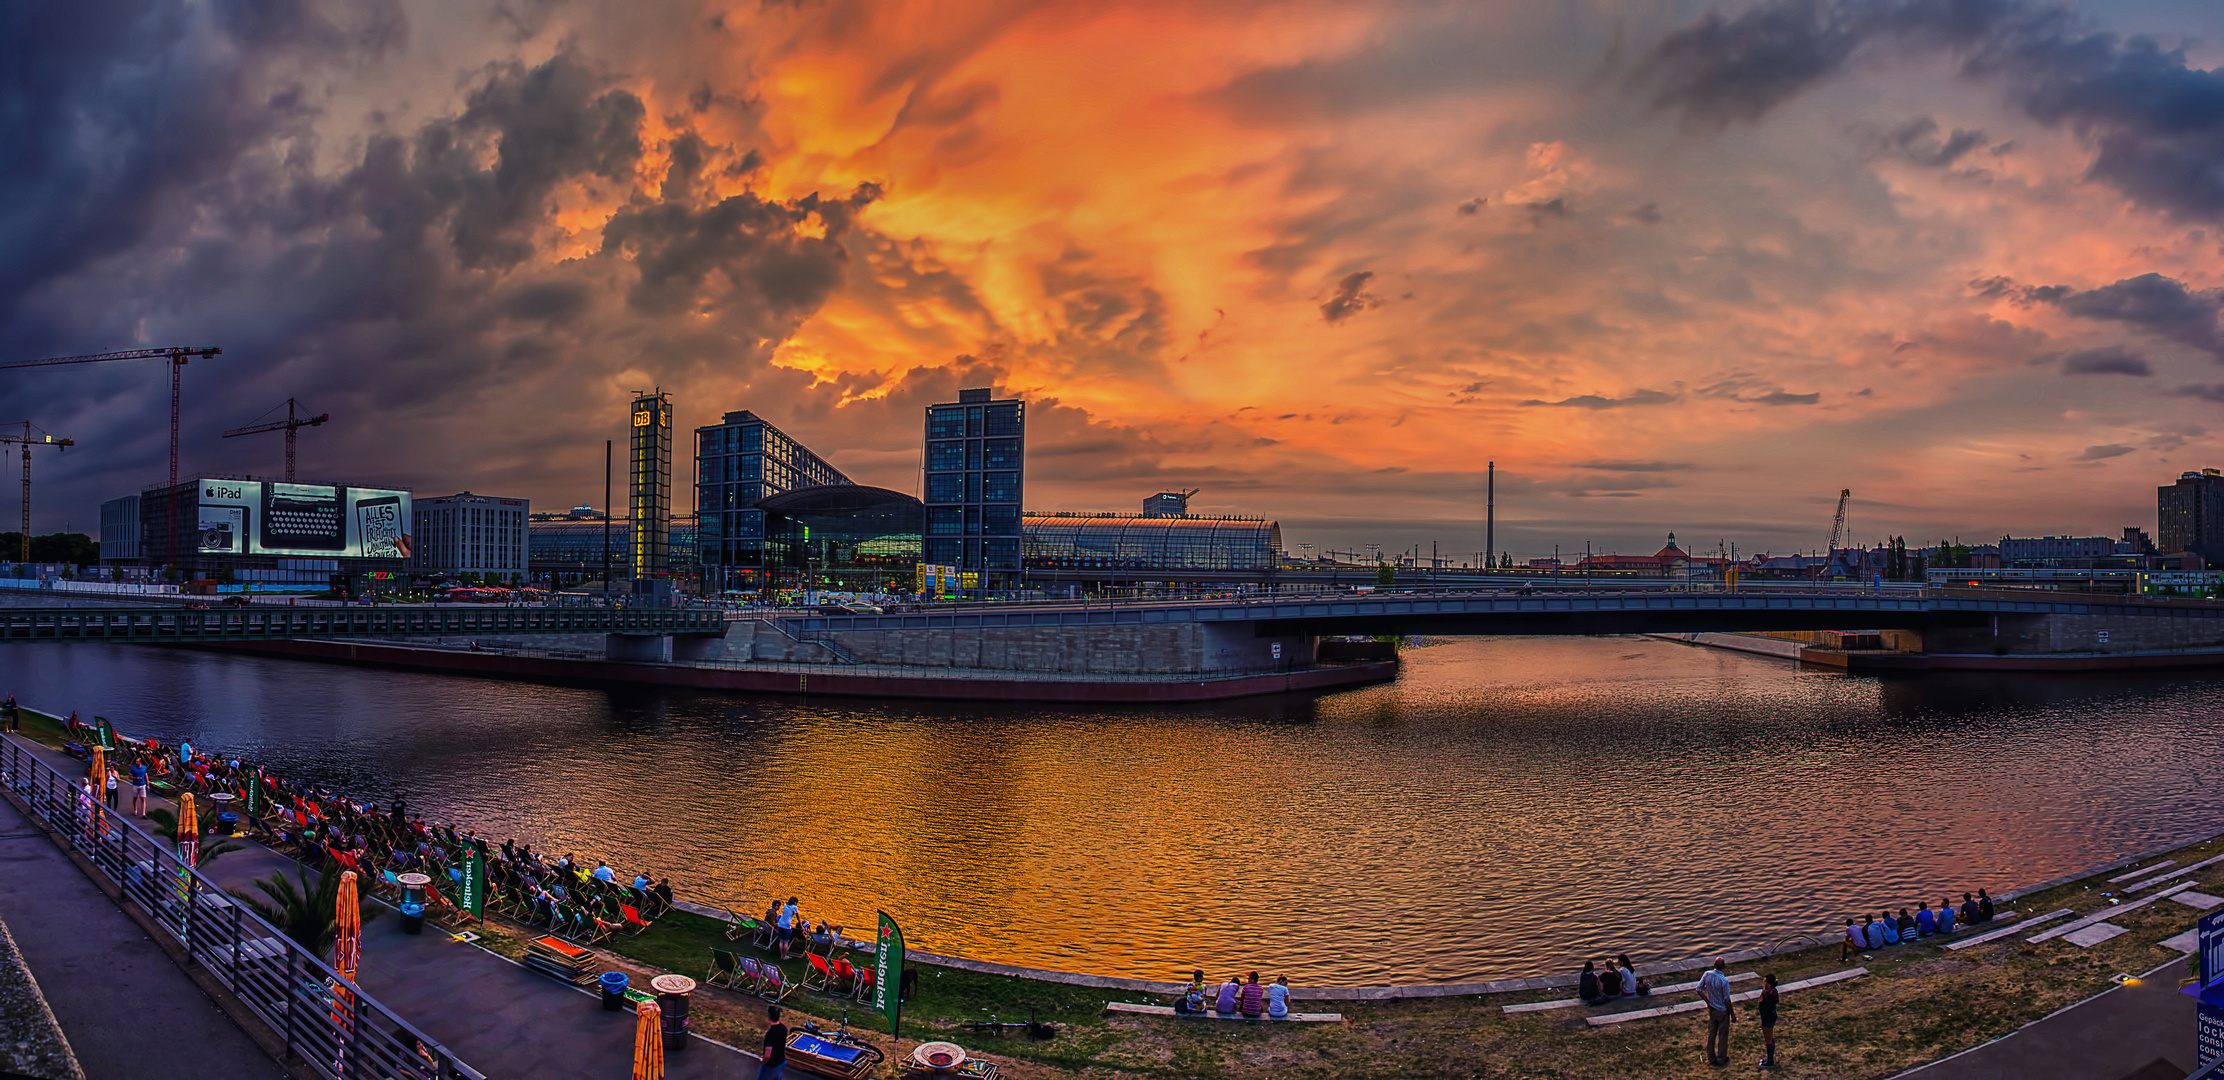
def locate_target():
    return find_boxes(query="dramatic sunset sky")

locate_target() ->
[7,0,2224,559]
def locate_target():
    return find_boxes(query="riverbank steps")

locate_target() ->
[11,704,2219,1078]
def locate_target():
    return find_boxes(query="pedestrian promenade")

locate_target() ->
[4,732,758,1080]
[0,783,287,1080]
[1898,955,2195,1079]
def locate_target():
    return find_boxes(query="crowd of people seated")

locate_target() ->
[1176,970,1294,1019]
[1839,891,1995,959]
[57,712,680,944]
[1578,953,1653,1006]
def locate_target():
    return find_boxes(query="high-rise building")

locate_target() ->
[694,410,851,592]
[2159,468,2224,566]
[99,495,141,563]
[922,387,1025,585]
[629,391,674,582]
[411,492,529,580]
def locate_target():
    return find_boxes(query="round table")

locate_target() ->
[395,873,432,935]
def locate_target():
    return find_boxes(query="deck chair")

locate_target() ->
[851,965,876,1003]
[757,961,793,1002]
[723,910,752,941]
[751,917,776,950]
[800,953,834,993]
[706,949,741,989]
[620,904,654,937]
[736,957,766,995]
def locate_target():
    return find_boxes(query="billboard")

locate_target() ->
[195,480,412,558]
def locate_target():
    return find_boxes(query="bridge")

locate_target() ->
[737,585,2224,675]
[0,605,724,644]
[781,585,2224,636]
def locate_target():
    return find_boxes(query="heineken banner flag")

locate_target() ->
[874,911,906,1040]
[94,717,114,750]
[245,772,262,817]
[460,849,486,921]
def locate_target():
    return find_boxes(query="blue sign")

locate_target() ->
[2200,912,2224,1068]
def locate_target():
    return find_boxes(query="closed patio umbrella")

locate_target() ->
[87,745,105,834]
[176,790,197,867]
[333,869,360,1029]
[632,999,663,1080]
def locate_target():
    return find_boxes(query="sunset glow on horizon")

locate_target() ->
[9,0,2224,558]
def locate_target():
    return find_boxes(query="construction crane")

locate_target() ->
[0,423,73,563]
[0,346,221,566]
[1822,488,1852,578]
[223,398,328,481]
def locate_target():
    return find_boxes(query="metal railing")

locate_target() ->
[0,740,485,1080]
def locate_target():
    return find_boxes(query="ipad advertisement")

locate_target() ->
[195,480,412,558]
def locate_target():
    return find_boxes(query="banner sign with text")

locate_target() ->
[460,850,486,921]
[245,772,262,816]
[875,911,906,1040]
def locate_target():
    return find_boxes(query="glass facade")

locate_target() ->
[1023,515,1281,575]
[923,388,1024,584]
[694,411,852,592]
[756,486,925,592]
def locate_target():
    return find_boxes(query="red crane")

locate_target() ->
[0,346,222,567]
[222,398,328,481]
[0,423,73,563]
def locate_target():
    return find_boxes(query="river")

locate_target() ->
[3,635,2217,984]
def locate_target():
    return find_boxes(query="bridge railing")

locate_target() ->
[0,739,486,1080]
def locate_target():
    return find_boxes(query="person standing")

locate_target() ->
[1757,973,1780,1069]
[777,897,800,959]
[129,760,149,816]
[759,1005,789,1080]
[104,766,120,810]
[1699,958,1735,1067]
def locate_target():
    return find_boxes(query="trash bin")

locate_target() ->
[651,975,696,1050]
[599,971,629,1012]
[396,873,430,935]
[209,792,236,836]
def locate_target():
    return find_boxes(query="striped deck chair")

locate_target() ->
[757,961,792,1002]
[736,957,766,995]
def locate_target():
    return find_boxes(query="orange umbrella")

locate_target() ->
[87,745,106,836]
[333,870,360,1029]
[175,790,198,867]
[632,1000,664,1080]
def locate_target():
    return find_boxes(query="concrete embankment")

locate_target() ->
[0,915,83,1080]
[1656,629,2224,672]
[192,638,1399,702]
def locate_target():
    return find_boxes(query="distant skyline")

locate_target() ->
[5,0,2224,560]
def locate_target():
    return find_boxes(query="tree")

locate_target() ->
[1375,561,1396,586]
[236,863,376,955]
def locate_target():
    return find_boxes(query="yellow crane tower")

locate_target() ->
[0,423,74,563]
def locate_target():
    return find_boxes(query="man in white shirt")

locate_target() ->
[592,861,616,883]
[1698,958,1735,1067]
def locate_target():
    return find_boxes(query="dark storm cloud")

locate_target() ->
[1885,116,1988,166]
[1320,270,1379,323]
[1521,389,1679,409]
[0,8,867,517]
[1639,0,2224,221]
[2029,273,2224,359]
[2059,346,2152,376]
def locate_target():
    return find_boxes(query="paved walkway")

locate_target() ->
[5,732,757,1080]
[1897,956,2196,1080]
[0,783,289,1080]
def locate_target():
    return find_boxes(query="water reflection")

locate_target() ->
[2,636,2219,983]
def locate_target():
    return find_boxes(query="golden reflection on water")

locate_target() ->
[6,637,2221,983]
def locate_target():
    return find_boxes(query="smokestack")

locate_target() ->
[1486,461,1495,570]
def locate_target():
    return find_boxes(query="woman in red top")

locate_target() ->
[1237,972,1266,1018]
